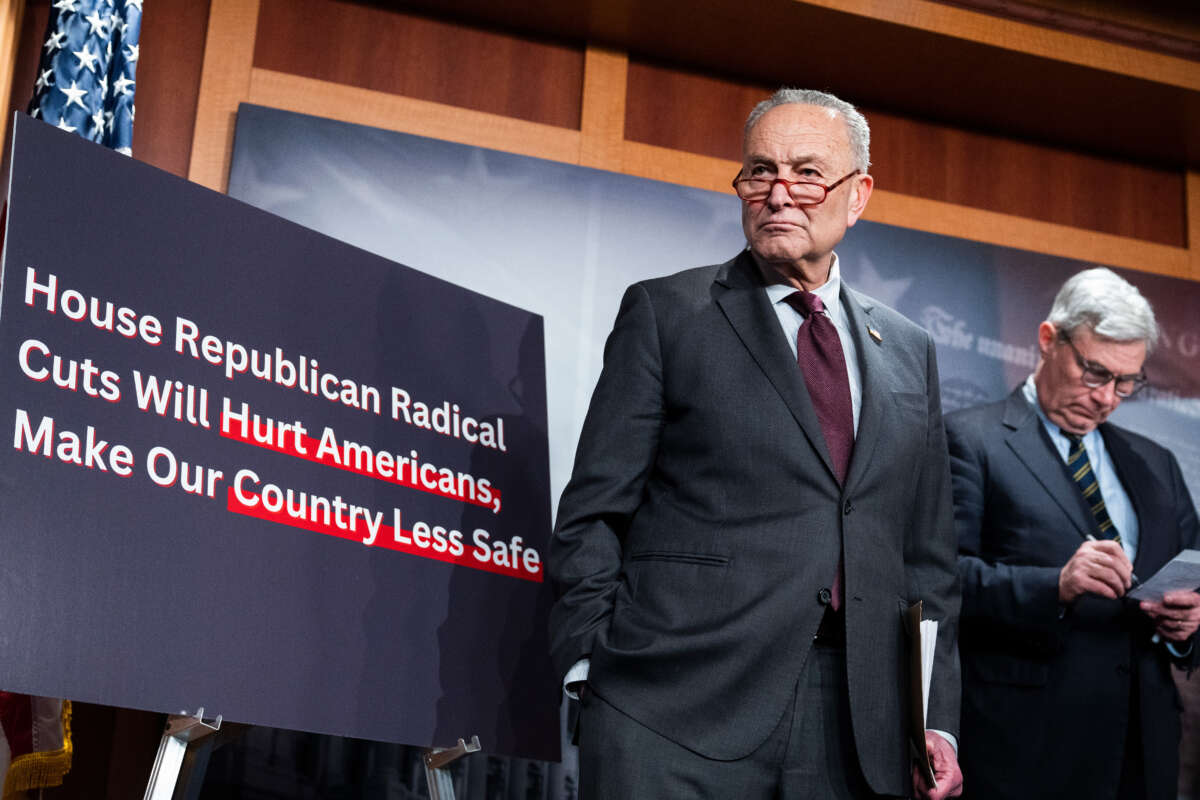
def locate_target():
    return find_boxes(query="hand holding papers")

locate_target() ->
[1128,549,1200,602]
[1127,550,1200,644]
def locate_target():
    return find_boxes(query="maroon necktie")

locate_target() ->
[786,291,854,483]
[786,291,854,610]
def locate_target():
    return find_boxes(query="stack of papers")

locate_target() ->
[1128,549,1200,602]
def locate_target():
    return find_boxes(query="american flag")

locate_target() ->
[27,0,142,155]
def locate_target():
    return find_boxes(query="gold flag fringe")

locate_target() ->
[2,700,73,799]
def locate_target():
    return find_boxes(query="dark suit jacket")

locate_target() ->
[946,388,1199,800]
[547,251,961,795]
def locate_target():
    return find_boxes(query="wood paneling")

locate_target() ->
[247,68,582,163]
[578,47,627,169]
[0,0,25,129]
[801,0,1200,89]
[625,59,1187,247]
[623,62,767,167]
[869,110,1186,247]
[390,0,1200,169]
[2,0,46,188]
[133,0,212,177]
[1189,171,1200,276]
[4,0,43,117]
[863,189,1191,279]
[189,0,260,192]
[252,0,585,130]
[930,0,1200,59]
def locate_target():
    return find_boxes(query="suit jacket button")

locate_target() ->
[818,587,832,605]
[843,500,853,515]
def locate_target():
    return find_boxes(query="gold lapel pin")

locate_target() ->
[868,326,883,343]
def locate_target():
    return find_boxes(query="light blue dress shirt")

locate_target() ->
[1021,376,1139,561]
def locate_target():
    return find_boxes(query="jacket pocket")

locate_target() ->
[629,550,729,566]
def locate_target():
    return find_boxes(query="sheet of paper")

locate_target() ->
[1128,549,1200,602]
[920,619,938,722]
[906,602,937,789]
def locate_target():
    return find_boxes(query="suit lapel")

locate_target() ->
[1001,389,1094,541]
[840,288,885,491]
[1100,424,1156,575]
[713,251,839,482]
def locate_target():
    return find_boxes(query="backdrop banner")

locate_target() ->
[227,104,1200,510]
[0,114,558,762]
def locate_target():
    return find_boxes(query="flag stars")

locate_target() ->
[85,9,108,36]
[59,79,90,110]
[44,30,67,53]
[73,44,100,72]
[33,0,140,153]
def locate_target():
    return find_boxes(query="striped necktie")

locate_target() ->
[1065,434,1119,541]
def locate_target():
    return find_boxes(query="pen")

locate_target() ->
[1086,533,1164,643]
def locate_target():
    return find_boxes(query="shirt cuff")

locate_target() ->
[1166,640,1194,659]
[563,658,590,699]
[929,729,958,755]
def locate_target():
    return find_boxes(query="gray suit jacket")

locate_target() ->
[548,251,960,795]
[947,389,1199,800]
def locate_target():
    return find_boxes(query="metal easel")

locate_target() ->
[143,707,222,800]
[422,735,481,800]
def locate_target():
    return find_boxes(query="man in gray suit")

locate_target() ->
[946,267,1200,799]
[548,88,962,798]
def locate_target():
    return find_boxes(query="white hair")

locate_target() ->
[1047,267,1159,353]
[744,88,871,172]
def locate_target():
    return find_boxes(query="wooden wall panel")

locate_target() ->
[0,0,25,129]
[253,0,585,130]
[869,110,1186,247]
[188,0,258,192]
[2,0,46,188]
[395,0,1200,170]
[133,0,211,177]
[623,61,767,167]
[625,58,1187,247]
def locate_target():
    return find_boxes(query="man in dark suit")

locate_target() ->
[946,267,1200,800]
[548,88,962,799]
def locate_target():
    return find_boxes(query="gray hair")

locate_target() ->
[1047,267,1159,353]
[744,88,871,172]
